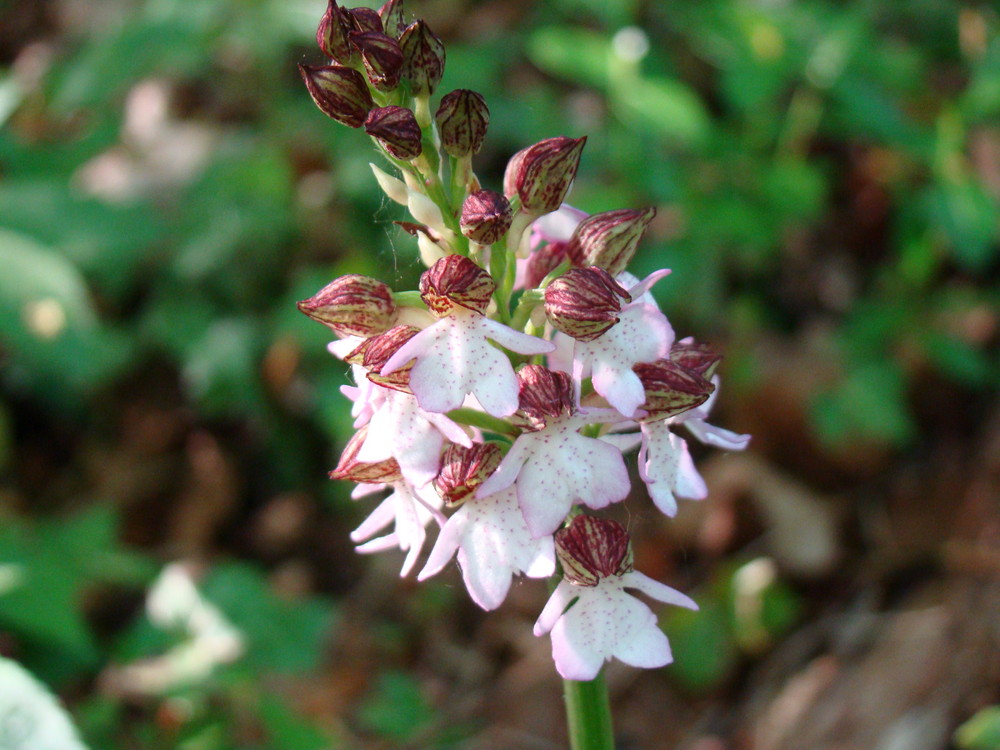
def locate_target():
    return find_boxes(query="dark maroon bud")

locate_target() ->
[555,515,633,586]
[298,63,374,127]
[378,0,409,37]
[503,136,586,215]
[564,207,656,276]
[348,325,421,392]
[524,241,570,289]
[365,106,422,160]
[348,6,383,33]
[633,358,715,421]
[329,426,403,484]
[460,190,513,245]
[670,339,722,380]
[316,0,356,63]
[544,267,630,342]
[435,89,489,158]
[297,274,397,337]
[516,365,574,430]
[398,20,446,96]
[350,31,403,91]
[434,442,503,506]
[419,255,496,317]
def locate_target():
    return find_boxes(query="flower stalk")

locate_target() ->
[565,673,615,750]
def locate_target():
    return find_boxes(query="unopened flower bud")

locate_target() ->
[434,442,502,506]
[398,20,445,96]
[556,515,633,586]
[524,241,570,289]
[633,359,714,421]
[516,365,574,429]
[298,64,374,127]
[348,7,383,33]
[349,325,420,392]
[316,0,356,63]
[329,426,403,484]
[544,267,630,342]
[297,274,397,337]
[420,255,495,316]
[435,90,489,158]
[460,190,512,245]
[503,136,586,215]
[365,106,422,160]
[565,207,656,276]
[670,339,722,380]
[378,0,408,37]
[350,31,403,91]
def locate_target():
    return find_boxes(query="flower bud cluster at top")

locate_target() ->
[298,0,750,682]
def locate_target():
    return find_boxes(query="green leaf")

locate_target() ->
[928,179,999,272]
[956,706,1000,750]
[661,596,737,693]
[526,27,611,89]
[611,75,711,146]
[811,360,915,447]
[357,671,434,741]
[259,695,340,750]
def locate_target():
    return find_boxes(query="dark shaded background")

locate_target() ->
[0,0,998,747]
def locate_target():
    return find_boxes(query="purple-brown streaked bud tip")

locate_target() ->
[555,515,633,586]
[460,190,513,245]
[348,7,383,33]
[378,0,408,37]
[516,365,574,430]
[419,255,496,316]
[543,267,630,342]
[524,241,570,289]
[329,426,403,484]
[434,442,503,506]
[317,0,355,63]
[503,136,586,215]
[354,325,421,393]
[670,339,723,380]
[634,358,715,422]
[399,20,446,96]
[565,207,656,276]
[435,89,489,158]
[298,64,374,128]
[365,106,422,160]
[350,31,403,91]
[297,274,396,337]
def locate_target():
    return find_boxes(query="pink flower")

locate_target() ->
[349,480,443,577]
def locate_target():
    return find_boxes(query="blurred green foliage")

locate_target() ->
[0,0,998,744]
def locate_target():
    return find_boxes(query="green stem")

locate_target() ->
[446,407,520,437]
[564,672,615,750]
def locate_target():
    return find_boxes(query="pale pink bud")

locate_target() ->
[633,358,714,422]
[503,136,586,215]
[399,20,446,96]
[434,442,503,506]
[297,274,396,337]
[365,106,422,160]
[555,515,633,586]
[460,190,512,245]
[419,255,496,317]
[435,90,489,157]
[516,365,574,430]
[565,207,656,276]
[350,31,403,91]
[329,426,403,484]
[298,64,374,128]
[543,267,630,342]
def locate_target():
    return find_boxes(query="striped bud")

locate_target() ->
[350,31,403,91]
[298,64,374,128]
[349,325,420,392]
[565,207,656,276]
[399,20,445,96]
[460,190,512,245]
[543,267,630,342]
[434,442,503,506]
[365,106,422,160]
[503,136,586,215]
[516,365,574,430]
[419,255,495,316]
[670,339,722,380]
[329,426,403,484]
[297,274,396,337]
[348,7,383,32]
[435,89,489,157]
[524,241,570,289]
[316,0,356,63]
[556,515,633,586]
[633,358,714,422]
[378,0,408,38]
